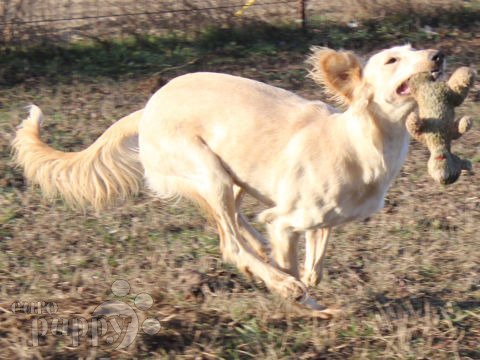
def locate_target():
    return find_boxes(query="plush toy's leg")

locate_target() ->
[451,153,473,172]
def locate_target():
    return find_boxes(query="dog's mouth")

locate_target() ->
[396,68,442,96]
[396,81,411,96]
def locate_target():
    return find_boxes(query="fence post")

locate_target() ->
[298,0,306,30]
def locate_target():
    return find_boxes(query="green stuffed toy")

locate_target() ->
[406,67,476,185]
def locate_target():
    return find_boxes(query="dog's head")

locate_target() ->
[308,45,444,119]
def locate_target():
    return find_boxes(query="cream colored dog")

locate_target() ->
[13,45,444,317]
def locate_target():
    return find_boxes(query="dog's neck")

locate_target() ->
[378,98,416,122]
[343,99,414,184]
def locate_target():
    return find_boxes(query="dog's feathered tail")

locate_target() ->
[12,105,144,210]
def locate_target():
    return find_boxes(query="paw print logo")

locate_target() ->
[91,279,160,349]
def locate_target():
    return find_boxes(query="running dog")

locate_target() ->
[13,45,444,317]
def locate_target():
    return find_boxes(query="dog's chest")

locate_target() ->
[297,134,410,230]
[343,137,409,223]
[323,177,388,227]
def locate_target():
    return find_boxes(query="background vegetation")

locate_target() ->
[0,0,479,358]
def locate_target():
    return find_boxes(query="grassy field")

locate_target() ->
[0,13,480,359]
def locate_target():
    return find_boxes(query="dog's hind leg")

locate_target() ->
[234,186,269,261]
[302,228,331,287]
[267,219,300,279]
[161,137,307,300]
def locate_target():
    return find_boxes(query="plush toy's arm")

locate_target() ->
[451,115,473,140]
[405,112,427,142]
[447,67,476,106]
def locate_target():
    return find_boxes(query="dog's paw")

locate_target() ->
[272,275,306,301]
[296,294,343,319]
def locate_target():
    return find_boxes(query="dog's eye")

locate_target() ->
[385,57,398,65]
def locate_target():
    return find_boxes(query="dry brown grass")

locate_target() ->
[0,17,479,359]
[0,0,298,45]
[308,0,465,22]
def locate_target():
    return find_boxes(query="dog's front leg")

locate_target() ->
[302,228,331,287]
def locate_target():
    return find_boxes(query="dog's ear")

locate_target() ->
[307,47,363,106]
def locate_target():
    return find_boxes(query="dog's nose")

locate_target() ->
[429,50,444,65]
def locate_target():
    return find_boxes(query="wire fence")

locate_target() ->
[1,0,466,45]
[0,0,304,45]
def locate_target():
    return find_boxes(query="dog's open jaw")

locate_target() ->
[396,68,443,96]
[396,81,411,96]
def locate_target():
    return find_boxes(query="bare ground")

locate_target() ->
[0,27,479,359]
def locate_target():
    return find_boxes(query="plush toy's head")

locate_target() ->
[406,67,476,185]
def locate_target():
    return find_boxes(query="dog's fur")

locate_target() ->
[13,45,443,315]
